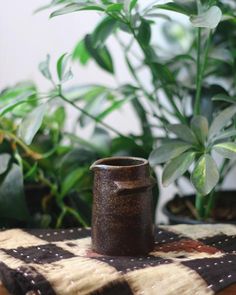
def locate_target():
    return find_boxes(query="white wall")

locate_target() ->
[1,1,235,223]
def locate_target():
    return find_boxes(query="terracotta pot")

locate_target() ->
[90,157,155,256]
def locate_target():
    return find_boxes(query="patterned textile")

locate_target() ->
[0,224,235,295]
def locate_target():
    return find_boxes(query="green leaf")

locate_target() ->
[154,2,196,16]
[137,19,151,47]
[53,106,66,127]
[84,34,114,73]
[0,164,29,220]
[57,53,73,83]
[0,83,36,106]
[0,154,11,175]
[92,17,117,47]
[97,96,133,121]
[92,127,111,154]
[57,53,67,80]
[24,163,38,181]
[59,148,97,175]
[0,90,35,117]
[39,55,52,81]
[129,0,138,12]
[149,141,192,166]
[212,94,236,104]
[191,116,209,144]
[213,142,236,159]
[213,130,236,141]
[72,39,90,65]
[191,154,219,196]
[50,4,104,18]
[162,151,196,187]
[61,168,85,198]
[19,104,47,145]
[0,101,27,117]
[167,124,198,144]
[79,93,106,127]
[106,3,123,12]
[190,6,222,29]
[153,63,175,84]
[57,53,66,81]
[209,106,236,139]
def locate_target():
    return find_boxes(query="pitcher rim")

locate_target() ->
[90,156,149,170]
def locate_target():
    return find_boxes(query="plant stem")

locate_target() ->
[129,26,186,124]
[195,193,205,219]
[0,130,43,160]
[194,28,202,116]
[194,29,212,115]
[205,190,217,219]
[58,91,131,140]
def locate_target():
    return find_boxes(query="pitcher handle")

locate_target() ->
[114,177,156,195]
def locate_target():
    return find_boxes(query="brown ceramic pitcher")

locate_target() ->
[90,156,155,256]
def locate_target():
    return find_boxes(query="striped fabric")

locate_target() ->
[0,224,235,295]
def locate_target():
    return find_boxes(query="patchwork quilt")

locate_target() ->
[0,224,235,295]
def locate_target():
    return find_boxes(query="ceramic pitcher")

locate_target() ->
[90,156,155,256]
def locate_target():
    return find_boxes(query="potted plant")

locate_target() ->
[0,52,159,228]
[32,0,236,223]
[0,81,97,228]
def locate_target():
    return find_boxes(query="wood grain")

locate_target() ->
[217,284,236,295]
[0,282,9,295]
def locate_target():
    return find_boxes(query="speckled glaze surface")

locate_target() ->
[90,157,155,256]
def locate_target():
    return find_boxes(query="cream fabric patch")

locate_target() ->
[33,256,121,295]
[164,224,236,239]
[0,229,46,249]
[126,262,213,295]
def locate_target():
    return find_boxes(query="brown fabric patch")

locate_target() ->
[0,262,56,295]
[25,228,91,242]
[182,254,236,293]
[93,255,171,273]
[199,235,236,254]
[2,244,75,264]
[154,239,220,254]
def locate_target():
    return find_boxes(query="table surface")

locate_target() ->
[0,224,235,295]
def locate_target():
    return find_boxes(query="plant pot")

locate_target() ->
[163,191,236,225]
[90,156,155,256]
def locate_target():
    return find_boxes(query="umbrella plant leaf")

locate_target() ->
[191,154,219,196]
[167,124,198,144]
[162,151,196,187]
[191,116,209,144]
[190,6,222,29]
[209,106,236,139]
[149,141,192,166]
[0,154,11,175]
[212,94,236,104]
[213,130,236,141]
[213,142,236,159]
